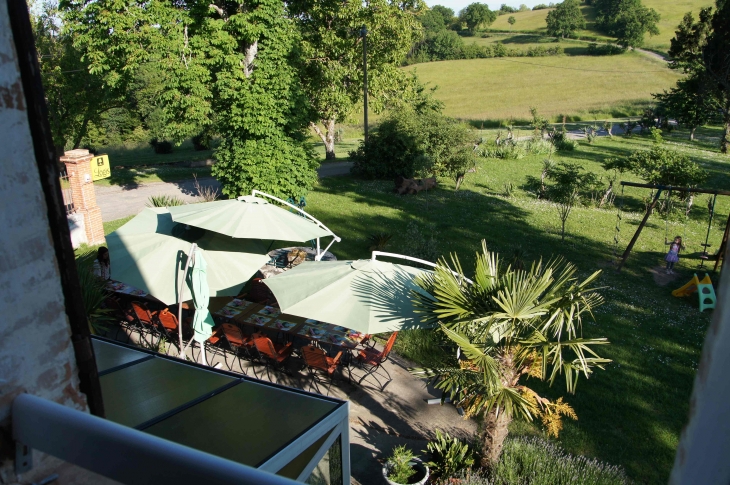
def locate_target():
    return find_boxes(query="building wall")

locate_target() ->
[0,0,89,482]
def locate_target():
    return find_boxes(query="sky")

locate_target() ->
[430,0,549,15]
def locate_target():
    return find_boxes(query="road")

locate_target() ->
[96,161,353,222]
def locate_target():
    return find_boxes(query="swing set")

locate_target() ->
[614,182,730,272]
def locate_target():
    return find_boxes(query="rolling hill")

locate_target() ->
[488,0,713,53]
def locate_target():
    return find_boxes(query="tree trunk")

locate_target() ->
[454,173,465,191]
[72,115,91,149]
[481,410,512,467]
[690,126,696,141]
[722,120,729,154]
[310,120,336,160]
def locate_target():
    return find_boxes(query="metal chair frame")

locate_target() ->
[355,332,398,390]
[301,345,343,395]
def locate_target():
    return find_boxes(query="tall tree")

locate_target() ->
[289,0,423,160]
[545,0,586,39]
[459,3,497,33]
[594,0,660,48]
[654,76,714,141]
[411,243,610,465]
[62,0,318,198]
[431,5,456,28]
[666,4,730,153]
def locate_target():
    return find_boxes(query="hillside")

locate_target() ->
[407,52,681,122]
[488,0,713,53]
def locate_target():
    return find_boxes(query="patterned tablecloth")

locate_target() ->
[213,298,363,349]
[106,280,149,298]
[258,247,337,279]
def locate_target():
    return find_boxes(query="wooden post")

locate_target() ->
[617,188,663,272]
[60,149,105,246]
[714,212,730,273]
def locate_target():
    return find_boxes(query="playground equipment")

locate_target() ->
[672,273,716,311]
[615,182,730,272]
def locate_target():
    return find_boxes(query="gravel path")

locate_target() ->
[96,162,353,222]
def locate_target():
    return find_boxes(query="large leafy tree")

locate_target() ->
[458,3,497,34]
[594,0,660,48]
[431,5,456,28]
[545,0,586,39]
[289,0,423,160]
[30,0,127,152]
[654,75,714,141]
[62,0,318,199]
[411,244,610,466]
[665,3,730,153]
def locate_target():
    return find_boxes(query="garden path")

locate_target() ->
[95,162,354,222]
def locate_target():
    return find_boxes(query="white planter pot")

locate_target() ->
[382,458,430,485]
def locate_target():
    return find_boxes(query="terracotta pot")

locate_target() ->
[382,458,430,485]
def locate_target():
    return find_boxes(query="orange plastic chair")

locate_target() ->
[252,332,293,373]
[131,301,159,345]
[301,345,343,395]
[356,332,398,390]
[220,323,254,374]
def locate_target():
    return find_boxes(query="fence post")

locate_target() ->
[60,149,105,246]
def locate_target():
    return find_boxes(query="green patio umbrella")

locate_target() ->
[262,258,435,335]
[107,208,271,306]
[189,248,215,344]
[167,194,334,242]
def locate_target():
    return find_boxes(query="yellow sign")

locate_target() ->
[90,155,111,181]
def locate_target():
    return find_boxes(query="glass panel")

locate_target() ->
[277,431,331,480]
[144,381,338,468]
[305,435,342,485]
[100,358,235,428]
[93,339,147,373]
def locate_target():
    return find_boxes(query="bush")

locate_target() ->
[350,108,476,181]
[150,138,174,154]
[489,437,630,485]
[424,430,475,479]
[192,133,211,151]
[586,43,625,56]
[147,195,186,207]
[386,445,418,484]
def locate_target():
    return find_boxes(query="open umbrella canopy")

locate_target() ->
[262,259,434,335]
[107,208,270,305]
[167,195,332,242]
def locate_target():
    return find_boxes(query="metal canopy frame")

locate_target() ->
[14,336,350,484]
[251,190,341,261]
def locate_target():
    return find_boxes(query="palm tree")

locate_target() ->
[410,242,610,466]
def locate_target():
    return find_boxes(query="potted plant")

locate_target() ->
[382,445,430,485]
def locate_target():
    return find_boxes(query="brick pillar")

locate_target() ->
[60,149,106,246]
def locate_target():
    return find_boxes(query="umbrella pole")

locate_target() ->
[177,243,197,358]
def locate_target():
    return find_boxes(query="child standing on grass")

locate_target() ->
[665,236,683,274]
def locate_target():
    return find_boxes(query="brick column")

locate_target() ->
[60,149,106,246]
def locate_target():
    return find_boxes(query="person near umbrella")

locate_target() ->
[93,247,111,280]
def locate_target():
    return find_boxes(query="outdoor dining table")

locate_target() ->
[213,298,365,352]
[106,279,150,298]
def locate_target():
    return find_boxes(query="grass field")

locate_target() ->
[295,128,728,484]
[466,33,592,56]
[488,1,713,53]
[407,51,681,123]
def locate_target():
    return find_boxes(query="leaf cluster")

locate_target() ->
[424,430,474,479]
[410,242,610,425]
[593,0,660,48]
[545,0,586,39]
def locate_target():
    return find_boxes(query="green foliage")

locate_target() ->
[410,243,609,461]
[594,0,661,48]
[586,43,626,55]
[420,9,447,33]
[291,0,423,159]
[459,3,498,33]
[545,162,600,239]
[654,75,714,138]
[432,5,457,28]
[602,129,707,186]
[386,445,418,484]
[350,107,477,182]
[213,137,318,200]
[424,430,475,479]
[146,195,186,208]
[488,437,630,485]
[546,0,586,39]
[368,232,394,251]
[74,251,114,334]
[400,222,441,263]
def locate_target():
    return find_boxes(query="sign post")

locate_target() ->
[90,155,111,181]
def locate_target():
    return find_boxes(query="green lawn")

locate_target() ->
[295,128,727,485]
[408,52,681,123]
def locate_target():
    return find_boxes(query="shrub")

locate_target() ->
[399,222,440,263]
[147,195,186,207]
[150,138,173,154]
[75,251,115,334]
[586,43,625,56]
[350,108,476,181]
[490,437,630,485]
[425,430,475,479]
[192,133,211,151]
[386,445,418,484]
